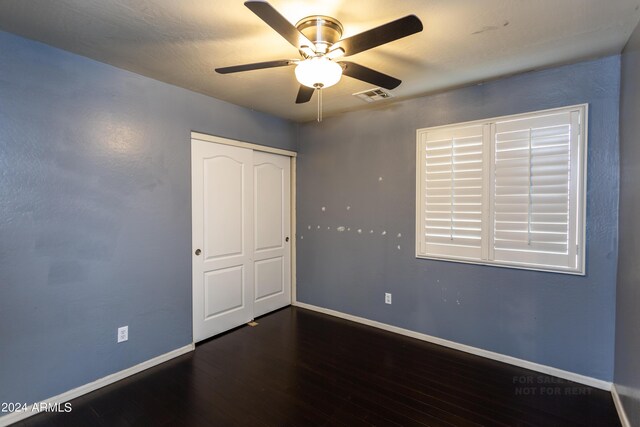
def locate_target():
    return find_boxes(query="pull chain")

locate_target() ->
[315,83,324,123]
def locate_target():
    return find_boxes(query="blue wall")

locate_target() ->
[615,19,640,424]
[296,56,620,381]
[0,30,296,407]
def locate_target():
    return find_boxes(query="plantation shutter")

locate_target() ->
[490,110,582,270]
[418,124,488,260]
[417,106,586,274]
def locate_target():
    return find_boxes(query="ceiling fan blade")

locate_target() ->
[215,60,295,74]
[340,61,401,90]
[325,47,345,60]
[245,1,316,51]
[335,15,423,57]
[295,85,315,104]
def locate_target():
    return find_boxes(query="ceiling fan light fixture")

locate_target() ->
[295,57,342,89]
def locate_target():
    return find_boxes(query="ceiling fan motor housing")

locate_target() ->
[296,15,344,54]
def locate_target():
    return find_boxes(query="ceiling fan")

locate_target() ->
[215,0,423,120]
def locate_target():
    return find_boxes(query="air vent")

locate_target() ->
[353,88,394,103]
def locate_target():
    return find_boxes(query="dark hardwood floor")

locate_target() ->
[15,307,620,426]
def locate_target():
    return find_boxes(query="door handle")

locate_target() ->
[195,249,201,256]
[285,237,289,242]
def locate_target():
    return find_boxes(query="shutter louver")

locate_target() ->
[491,111,578,269]
[421,124,485,259]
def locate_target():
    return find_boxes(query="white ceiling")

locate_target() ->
[1,0,639,122]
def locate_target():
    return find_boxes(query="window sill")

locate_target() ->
[415,253,585,276]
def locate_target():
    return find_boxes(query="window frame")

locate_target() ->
[415,104,588,275]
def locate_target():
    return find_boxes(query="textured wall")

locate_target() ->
[615,20,640,425]
[296,56,620,381]
[0,30,296,407]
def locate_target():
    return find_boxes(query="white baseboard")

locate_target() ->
[612,384,632,427]
[0,343,195,427]
[294,301,612,391]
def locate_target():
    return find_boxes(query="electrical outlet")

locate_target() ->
[117,326,128,343]
[385,293,392,304]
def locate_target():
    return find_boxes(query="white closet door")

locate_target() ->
[252,151,291,318]
[192,140,254,342]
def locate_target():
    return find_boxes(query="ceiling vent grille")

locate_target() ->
[353,88,394,103]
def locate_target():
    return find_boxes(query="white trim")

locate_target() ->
[293,301,612,391]
[413,254,587,276]
[578,107,589,275]
[414,130,423,257]
[612,384,632,427]
[191,131,297,157]
[415,104,589,134]
[0,344,194,427]
[290,156,297,304]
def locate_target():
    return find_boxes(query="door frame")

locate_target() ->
[190,131,297,343]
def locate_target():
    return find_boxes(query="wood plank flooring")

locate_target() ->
[15,306,620,426]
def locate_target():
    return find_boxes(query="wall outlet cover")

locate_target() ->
[385,293,392,304]
[117,326,128,343]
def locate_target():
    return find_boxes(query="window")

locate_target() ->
[416,105,587,274]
